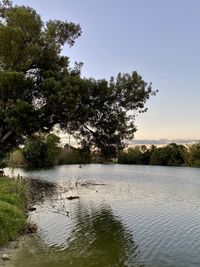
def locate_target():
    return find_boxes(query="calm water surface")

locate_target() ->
[3,164,200,267]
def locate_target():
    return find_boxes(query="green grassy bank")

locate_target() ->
[0,176,29,247]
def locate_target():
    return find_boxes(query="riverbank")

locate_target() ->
[0,176,29,247]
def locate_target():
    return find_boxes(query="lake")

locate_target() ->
[3,164,200,267]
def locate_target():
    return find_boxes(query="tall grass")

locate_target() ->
[6,149,27,167]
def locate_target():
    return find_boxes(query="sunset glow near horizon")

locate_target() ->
[14,0,200,140]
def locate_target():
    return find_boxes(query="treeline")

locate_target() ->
[6,133,90,167]
[118,143,200,167]
[6,139,200,168]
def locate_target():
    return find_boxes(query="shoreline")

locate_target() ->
[0,176,51,248]
[0,176,56,263]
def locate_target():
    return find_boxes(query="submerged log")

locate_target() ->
[66,196,79,200]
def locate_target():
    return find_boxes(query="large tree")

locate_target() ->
[67,73,156,158]
[0,0,157,160]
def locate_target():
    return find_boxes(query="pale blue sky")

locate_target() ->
[14,0,200,139]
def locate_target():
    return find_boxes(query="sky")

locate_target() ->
[14,0,200,140]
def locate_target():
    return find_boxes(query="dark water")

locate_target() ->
[3,164,200,267]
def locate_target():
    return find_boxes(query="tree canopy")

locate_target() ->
[0,0,157,160]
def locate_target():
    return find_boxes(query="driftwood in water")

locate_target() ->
[66,196,80,200]
[75,178,106,188]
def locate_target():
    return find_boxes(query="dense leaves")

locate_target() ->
[66,73,156,159]
[118,143,193,167]
[187,143,200,167]
[23,134,60,167]
[0,0,156,160]
[0,0,82,157]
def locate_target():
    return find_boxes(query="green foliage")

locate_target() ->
[0,176,28,246]
[119,146,142,164]
[58,148,91,165]
[23,133,60,167]
[69,73,157,159]
[149,143,186,166]
[187,143,200,167]
[0,1,156,160]
[119,143,188,167]
[0,0,81,158]
[45,133,61,164]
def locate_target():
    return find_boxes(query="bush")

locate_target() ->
[23,133,61,167]
[118,143,187,167]
[58,148,90,164]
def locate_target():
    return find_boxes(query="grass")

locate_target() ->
[0,176,29,246]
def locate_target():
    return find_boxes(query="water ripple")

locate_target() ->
[5,164,200,267]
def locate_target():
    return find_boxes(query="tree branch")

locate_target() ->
[0,130,13,143]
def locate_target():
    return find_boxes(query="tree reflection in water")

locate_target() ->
[11,203,145,267]
[66,203,144,267]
